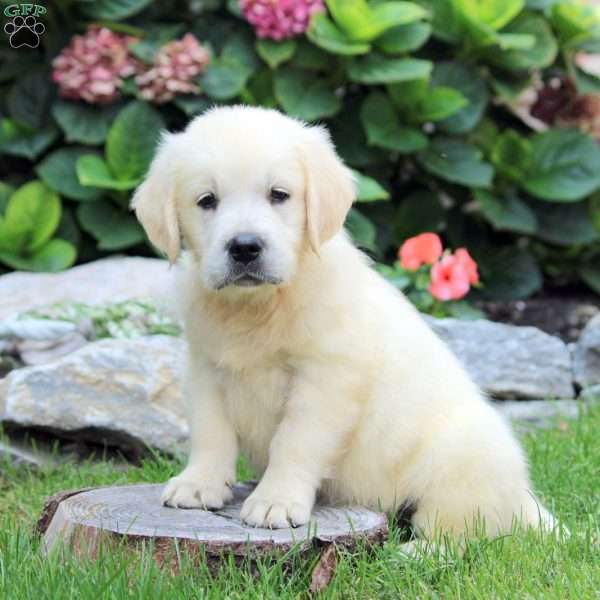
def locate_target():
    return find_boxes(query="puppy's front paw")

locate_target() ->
[161,474,233,510]
[240,493,312,529]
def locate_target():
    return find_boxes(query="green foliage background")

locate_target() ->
[1,0,600,300]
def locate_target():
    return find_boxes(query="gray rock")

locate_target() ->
[0,440,47,468]
[580,385,600,405]
[426,317,574,399]
[495,399,581,427]
[17,333,88,366]
[573,314,600,388]
[0,336,187,455]
[0,257,174,321]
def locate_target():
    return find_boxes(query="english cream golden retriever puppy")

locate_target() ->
[132,106,557,541]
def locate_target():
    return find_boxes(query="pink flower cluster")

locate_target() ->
[240,0,324,40]
[52,27,210,105]
[399,233,480,301]
[52,26,139,104]
[136,34,211,103]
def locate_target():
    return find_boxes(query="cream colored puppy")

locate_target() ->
[132,106,557,539]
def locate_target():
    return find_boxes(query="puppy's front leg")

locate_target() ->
[162,359,237,510]
[241,365,360,528]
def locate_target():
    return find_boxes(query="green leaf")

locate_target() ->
[79,0,153,19]
[5,181,61,252]
[37,149,104,202]
[290,41,331,70]
[307,13,371,55]
[77,202,146,250]
[474,189,538,235]
[551,2,600,45]
[360,92,428,153]
[486,13,558,71]
[388,78,463,124]
[446,301,486,320]
[274,70,341,120]
[533,202,598,246]
[347,54,433,84]
[344,207,377,251]
[222,32,261,74]
[394,190,445,240]
[56,206,82,248]
[52,101,121,145]
[453,0,524,32]
[256,39,297,68]
[326,0,429,42]
[0,239,76,273]
[494,32,536,50]
[432,61,489,133]
[478,247,542,300]
[579,264,600,295]
[0,118,59,160]
[0,182,14,215]
[129,25,184,63]
[418,87,468,122]
[173,96,213,117]
[8,71,54,130]
[591,193,600,233]
[76,155,139,191]
[523,129,600,202]
[417,138,494,188]
[376,21,432,53]
[418,0,463,43]
[201,63,249,99]
[331,100,388,167]
[202,32,260,99]
[106,101,165,183]
[490,129,532,181]
[351,169,390,202]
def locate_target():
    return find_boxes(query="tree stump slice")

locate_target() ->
[39,483,388,569]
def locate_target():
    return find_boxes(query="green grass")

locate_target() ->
[1,406,599,599]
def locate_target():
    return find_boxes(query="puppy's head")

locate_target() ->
[132,106,355,293]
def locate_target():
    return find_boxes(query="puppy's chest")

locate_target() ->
[216,363,294,470]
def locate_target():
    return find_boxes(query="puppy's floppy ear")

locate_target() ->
[131,132,181,263]
[300,126,356,253]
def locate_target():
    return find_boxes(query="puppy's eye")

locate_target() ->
[270,187,290,204]
[197,192,218,210]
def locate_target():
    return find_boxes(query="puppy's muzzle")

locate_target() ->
[227,233,264,265]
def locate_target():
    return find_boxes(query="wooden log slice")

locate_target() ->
[39,483,388,568]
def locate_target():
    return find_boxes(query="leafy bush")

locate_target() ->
[1,0,600,301]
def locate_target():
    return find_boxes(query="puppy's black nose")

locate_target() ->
[227,234,264,264]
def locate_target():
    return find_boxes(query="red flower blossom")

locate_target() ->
[455,248,479,285]
[429,254,471,301]
[398,233,443,271]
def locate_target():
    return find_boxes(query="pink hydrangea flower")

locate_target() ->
[429,254,471,301]
[136,34,211,104]
[240,0,325,40]
[398,233,443,271]
[52,26,139,104]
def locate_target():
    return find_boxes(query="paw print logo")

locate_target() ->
[4,15,45,49]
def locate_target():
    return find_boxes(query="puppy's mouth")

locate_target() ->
[216,271,283,290]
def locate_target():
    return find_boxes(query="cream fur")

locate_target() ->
[133,106,558,539]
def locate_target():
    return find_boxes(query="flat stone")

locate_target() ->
[426,317,574,399]
[0,257,174,321]
[573,314,600,388]
[580,385,600,405]
[0,336,187,455]
[495,399,581,426]
[0,439,47,468]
